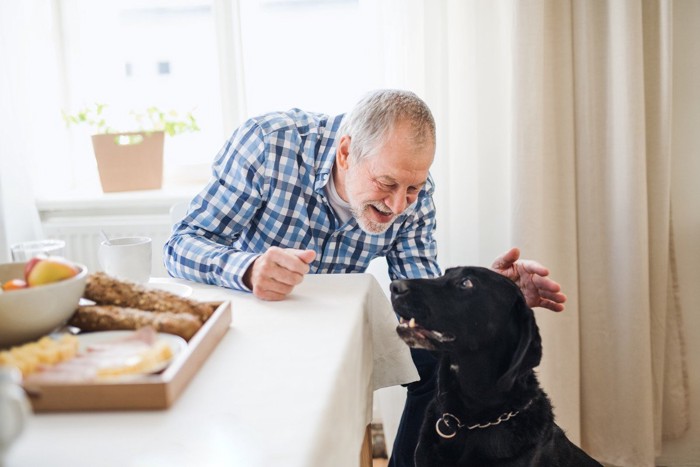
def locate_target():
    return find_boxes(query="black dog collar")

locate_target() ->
[435,400,534,439]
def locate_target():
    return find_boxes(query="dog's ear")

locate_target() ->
[496,295,542,392]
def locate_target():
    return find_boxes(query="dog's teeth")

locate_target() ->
[409,318,416,328]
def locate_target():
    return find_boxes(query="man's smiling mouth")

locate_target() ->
[369,204,393,219]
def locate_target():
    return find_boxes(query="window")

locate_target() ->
[59,0,223,187]
[238,0,371,116]
[53,0,373,196]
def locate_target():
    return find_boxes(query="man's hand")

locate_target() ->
[491,247,566,312]
[243,247,316,301]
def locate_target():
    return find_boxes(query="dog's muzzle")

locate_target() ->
[396,317,455,350]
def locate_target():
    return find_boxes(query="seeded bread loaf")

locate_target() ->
[84,272,216,322]
[69,305,202,341]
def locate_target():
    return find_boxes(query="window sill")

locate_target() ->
[35,183,205,277]
[36,183,202,219]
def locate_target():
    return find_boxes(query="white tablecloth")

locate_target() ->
[6,273,418,467]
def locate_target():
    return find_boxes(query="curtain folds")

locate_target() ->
[510,0,582,445]
[367,1,689,465]
[570,1,688,464]
[0,1,53,259]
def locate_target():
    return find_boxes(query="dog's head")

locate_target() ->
[391,266,542,390]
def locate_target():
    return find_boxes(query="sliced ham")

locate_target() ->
[24,327,173,383]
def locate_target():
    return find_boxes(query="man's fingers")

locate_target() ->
[491,247,520,270]
[290,249,316,264]
[255,275,295,300]
[248,247,315,300]
[518,259,550,278]
[536,299,565,313]
[538,288,567,304]
[268,248,312,276]
[490,248,567,312]
[531,273,561,293]
[251,268,299,299]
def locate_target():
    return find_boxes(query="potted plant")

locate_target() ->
[63,104,199,193]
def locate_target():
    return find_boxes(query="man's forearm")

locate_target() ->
[163,233,260,292]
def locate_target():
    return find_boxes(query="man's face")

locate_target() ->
[337,120,434,234]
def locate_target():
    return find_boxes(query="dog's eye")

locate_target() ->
[460,279,474,290]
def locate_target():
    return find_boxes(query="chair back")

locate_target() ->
[169,201,189,227]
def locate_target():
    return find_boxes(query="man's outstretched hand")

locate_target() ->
[491,247,567,312]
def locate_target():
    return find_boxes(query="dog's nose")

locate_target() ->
[390,280,410,295]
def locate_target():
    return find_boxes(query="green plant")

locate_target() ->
[63,103,113,134]
[63,103,200,136]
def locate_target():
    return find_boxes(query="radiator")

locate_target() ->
[41,214,174,278]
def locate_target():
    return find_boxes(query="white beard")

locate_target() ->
[351,201,396,234]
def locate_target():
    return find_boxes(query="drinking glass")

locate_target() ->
[10,239,66,262]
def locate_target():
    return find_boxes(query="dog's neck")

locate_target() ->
[437,353,540,424]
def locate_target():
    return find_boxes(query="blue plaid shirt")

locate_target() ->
[163,109,441,291]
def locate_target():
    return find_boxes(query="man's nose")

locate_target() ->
[385,191,408,214]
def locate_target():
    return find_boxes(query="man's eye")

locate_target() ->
[460,279,474,289]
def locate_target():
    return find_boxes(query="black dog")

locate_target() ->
[391,266,601,467]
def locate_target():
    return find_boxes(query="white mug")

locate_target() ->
[98,236,152,283]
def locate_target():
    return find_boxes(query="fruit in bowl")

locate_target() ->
[0,260,87,348]
[1,279,27,291]
[1,257,80,292]
[24,256,80,287]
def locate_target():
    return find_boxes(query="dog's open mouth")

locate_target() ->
[396,317,456,350]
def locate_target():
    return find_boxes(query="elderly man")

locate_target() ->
[164,89,566,466]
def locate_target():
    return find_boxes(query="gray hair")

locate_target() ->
[338,89,435,162]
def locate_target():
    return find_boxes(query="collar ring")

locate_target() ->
[435,413,462,439]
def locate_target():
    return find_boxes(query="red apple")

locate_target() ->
[24,257,79,287]
[23,255,47,281]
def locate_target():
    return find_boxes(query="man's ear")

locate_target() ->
[336,135,351,170]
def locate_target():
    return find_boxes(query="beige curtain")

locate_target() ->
[366,0,690,465]
[511,0,689,465]
[510,0,584,447]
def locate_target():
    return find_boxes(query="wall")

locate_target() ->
[657,1,700,465]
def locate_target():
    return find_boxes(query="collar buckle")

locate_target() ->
[435,399,533,438]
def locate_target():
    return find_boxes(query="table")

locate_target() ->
[6,273,418,467]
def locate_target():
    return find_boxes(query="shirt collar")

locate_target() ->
[314,114,344,194]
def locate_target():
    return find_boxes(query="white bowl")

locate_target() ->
[0,262,87,349]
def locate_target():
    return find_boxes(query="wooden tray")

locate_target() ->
[23,301,232,412]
